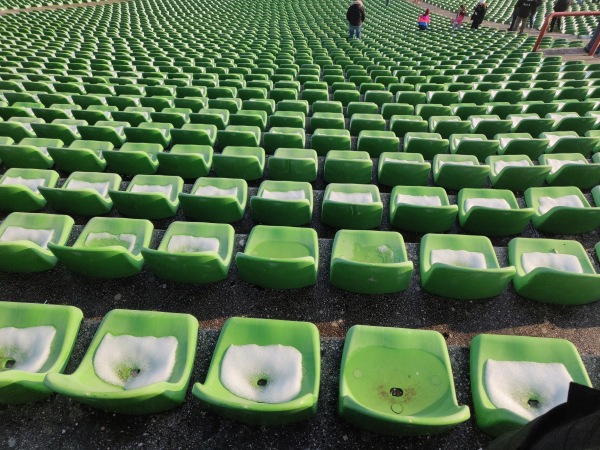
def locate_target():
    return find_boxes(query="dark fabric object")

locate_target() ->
[346,3,366,26]
[487,383,600,450]
[471,4,486,28]
[515,0,534,18]
[553,0,570,11]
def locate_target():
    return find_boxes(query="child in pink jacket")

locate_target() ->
[452,5,467,30]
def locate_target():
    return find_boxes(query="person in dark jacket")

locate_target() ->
[548,0,572,32]
[529,0,542,28]
[471,0,487,29]
[347,0,366,39]
[512,0,535,32]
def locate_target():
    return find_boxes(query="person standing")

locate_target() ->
[471,0,487,29]
[512,0,535,32]
[529,0,542,28]
[548,0,572,32]
[347,0,366,39]
[452,4,468,30]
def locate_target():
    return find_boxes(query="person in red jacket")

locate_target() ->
[346,0,366,39]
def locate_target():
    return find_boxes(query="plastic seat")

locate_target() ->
[415,104,452,122]
[179,177,247,223]
[349,113,386,136]
[235,225,318,289]
[377,152,431,187]
[389,115,428,137]
[508,114,554,136]
[47,139,113,173]
[451,103,488,120]
[229,110,267,131]
[457,188,534,236]
[190,108,230,130]
[141,221,234,283]
[508,237,600,304]
[470,334,591,437]
[469,115,512,139]
[330,230,413,294]
[339,325,470,435]
[449,134,499,162]
[217,125,261,148]
[250,180,313,226]
[212,146,265,180]
[390,186,457,233]
[547,112,595,135]
[486,155,550,191]
[109,175,183,220]
[324,150,372,184]
[310,129,351,156]
[0,212,73,273]
[78,121,128,147]
[432,155,490,190]
[40,171,121,216]
[103,142,162,176]
[540,131,599,156]
[428,116,470,139]
[0,168,59,212]
[269,111,305,129]
[44,308,198,414]
[267,148,318,182]
[309,113,345,132]
[0,119,41,142]
[0,301,82,404]
[496,133,549,159]
[170,123,217,146]
[404,132,449,160]
[321,183,383,230]
[539,153,600,189]
[0,137,63,169]
[192,317,320,424]
[525,186,600,234]
[419,233,515,300]
[124,122,172,148]
[30,121,82,146]
[263,127,305,154]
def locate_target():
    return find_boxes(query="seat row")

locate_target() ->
[1,212,599,302]
[0,302,593,438]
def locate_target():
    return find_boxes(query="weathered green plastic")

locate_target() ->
[44,309,198,414]
[449,134,499,162]
[39,171,122,216]
[103,142,162,176]
[170,123,217,147]
[525,186,600,234]
[458,188,534,236]
[470,334,591,437]
[390,186,458,233]
[486,155,550,191]
[356,130,399,157]
[404,132,449,160]
[0,168,59,212]
[193,317,320,425]
[310,129,351,156]
[330,230,413,294]
[250,180,313,226]
[541,131,598,155]
[156,145,213,179]
[0,301,82,404]
[267,148,318,182]
[324,150,373,184]
[495,133,549,159]
[508,237,600,304]
[321,183,383,230]
[48,217,153,278]
[420,233,515,300]
[142,221,234,283]
[432,155,490,190]
[109,175,183,220]
[47,140,113,173]
[0,212,74,272]
[263,127,305,154]
[236,225,318,289]
[539,153,600,189]
[377,152,431,187]
[212,146,265,180]
[339,325,470,435]
[124,122,173,148]
[0,137,63,169]
[179,177,248,223]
